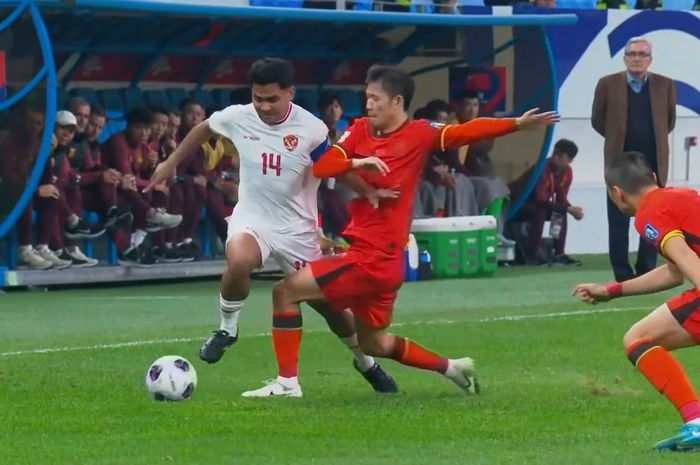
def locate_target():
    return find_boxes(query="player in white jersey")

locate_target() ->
[147,58,397,397]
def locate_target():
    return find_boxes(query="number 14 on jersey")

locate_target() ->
[261,153,282,176]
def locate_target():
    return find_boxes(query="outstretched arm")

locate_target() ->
[312,146,389,179]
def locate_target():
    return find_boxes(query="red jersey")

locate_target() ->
[333,116,517,261]
[635,187,700,258]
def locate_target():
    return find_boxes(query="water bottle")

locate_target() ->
[404,234,419,281]
[418,249,433,281]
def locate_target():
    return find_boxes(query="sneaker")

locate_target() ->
[152,245,182,263]
[118,245,157,267]
[353,359,399,393]
[177,241,200,262]
[199,329,237,364]
[552,254,582,267]
[444,357,480,394]
[656,422,700,451]
[19,247,52,270]
[64,218,106,240]
[103,208,133,232]
[146,208,182,232]
[241,378,303,398]
[60,246,98,268]
[36,247,72,270]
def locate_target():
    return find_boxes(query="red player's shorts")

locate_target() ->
[310,251,402,329]
[668,288,700,341]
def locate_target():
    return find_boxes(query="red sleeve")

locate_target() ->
[534,167,552,205]
[312,146,353,178]
[333,119,366,160]
[554,166,573,211]
[437,118,518,152]
[636,203,684,253]
[77,147,103,186]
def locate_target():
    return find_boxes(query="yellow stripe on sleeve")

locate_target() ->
[660,230,684,253]
[331,144,348,159]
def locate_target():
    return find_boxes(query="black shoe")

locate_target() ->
[64,218,106,240]
[104,208,133,232]
[552,254,582,267]
[118,245,157,267]
[177,241,199,262]
[152,245,182,263]
[199,329,238,364]
[353,359,399,393]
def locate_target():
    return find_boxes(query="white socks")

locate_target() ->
[219,294,243,336]
[131,229,147,248]
[340,335,376,372]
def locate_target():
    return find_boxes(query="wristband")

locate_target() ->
[605,281,623,298]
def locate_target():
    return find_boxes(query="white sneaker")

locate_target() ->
[64,246,98,267]
[146,208,183,232]
[241,378,303,398]
[36,247,72,270]
[444,357,480,394]
[19,247,52,270]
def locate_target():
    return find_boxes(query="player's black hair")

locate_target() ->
[458,89,480,103]
[179,98,204,112]
[90,104,105,118]
[413,106,429,120]
[423,99,452,121]
[552,138,579,159]
[605,151,657,194]
[365,65,415,111]
[247,58,294,89]
[318,91,341,112]
[169,109,181,117]
[126,107,153,126]
[147,105,169,118]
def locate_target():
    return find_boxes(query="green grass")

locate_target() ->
[1,256,699,464]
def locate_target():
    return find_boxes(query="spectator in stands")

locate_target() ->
[64,105,130,237]
[317,92,351,239]
[318,91,346,144]
[147,105,184,263]
[508,139,584,266]
[592,36,675,282]
[101,107,182,266]
[413,104,479,218]
[48,110,109,267]
[174,98,208,261]
[68,96,91,143]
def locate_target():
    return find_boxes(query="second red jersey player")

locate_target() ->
[273,64,559,393]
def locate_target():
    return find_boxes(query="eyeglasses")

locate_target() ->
[625,51,651,58]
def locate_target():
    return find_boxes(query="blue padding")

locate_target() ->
[410,0,435,13]
[555,0,596,7]
[167,88,188,109]
[353,0,374,10]
[191,89,214,110]
[662,0,695,9]
[124,86,145,110]
[144,89,171,108]
[249,0,303,6]
[98,88,126,113]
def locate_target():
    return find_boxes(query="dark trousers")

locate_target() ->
[511,202,567,262]
[607,195,657,281]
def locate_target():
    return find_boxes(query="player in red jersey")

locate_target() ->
[268,64,559,393]
[574,151,700,451]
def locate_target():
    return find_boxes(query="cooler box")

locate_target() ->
[410,216,497,278]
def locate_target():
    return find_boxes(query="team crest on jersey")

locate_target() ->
[644,224,659,242]
[429,121,446,129]
[283,134,298,151]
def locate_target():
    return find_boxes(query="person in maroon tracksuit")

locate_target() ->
[101,107,182,266]
[174,99,208,261]
[508,138,584,266]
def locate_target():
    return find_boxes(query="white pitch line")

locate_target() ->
[0,306,645,358]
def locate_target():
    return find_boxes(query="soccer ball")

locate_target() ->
[145,355,197,401]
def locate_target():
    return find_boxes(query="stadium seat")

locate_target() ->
[294,88,319,112]
[98,89,126,114]
[68,87,99,106]
[191,89,214,111]
[555,0,596,7]
[143,89,171,108]
[353,0,374,9]
[123,87,145,110]
[167,88,189,109]
[210,88,232,110]
[98,118,126,144]
[456,0,485,6]
[410,0,435,13]
[662,0,694,9]
[249,0,303,6]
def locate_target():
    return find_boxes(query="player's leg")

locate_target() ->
[352,295,479,394]
[623,294,700,450]
[307,300,398,393]
[199,229,267,363]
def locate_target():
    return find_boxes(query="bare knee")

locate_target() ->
[623,322,653,350]
[358,333,390,358]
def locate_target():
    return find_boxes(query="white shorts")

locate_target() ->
[226,219,322,274]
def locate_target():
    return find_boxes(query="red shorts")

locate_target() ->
[668,288,700,341]
[310,253,400,329]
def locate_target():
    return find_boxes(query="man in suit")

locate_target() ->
[592,36,676,282]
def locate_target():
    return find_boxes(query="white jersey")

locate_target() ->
[208,103,329,235]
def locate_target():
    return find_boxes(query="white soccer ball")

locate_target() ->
[145,355,197,401]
